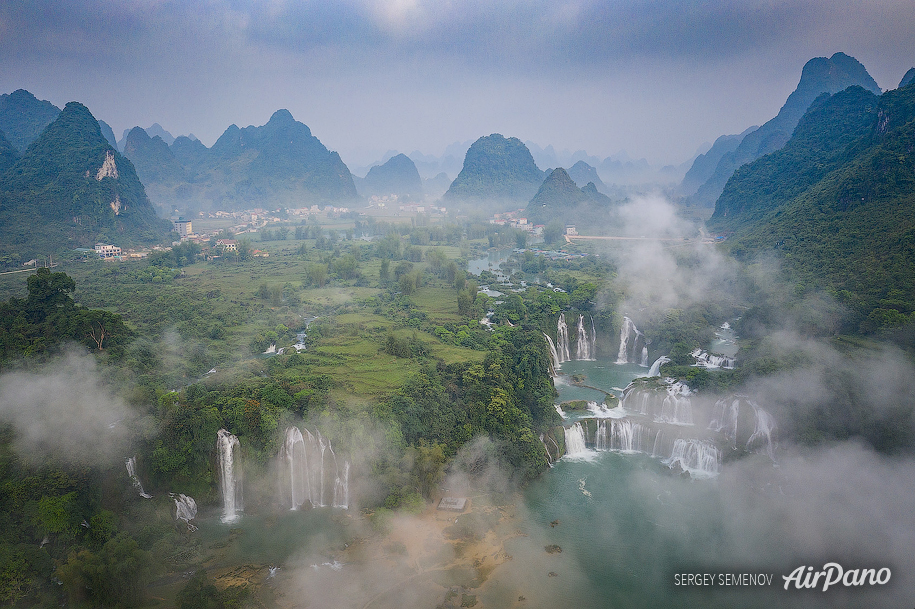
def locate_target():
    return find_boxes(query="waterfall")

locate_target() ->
[621,380,694,426]
[333,460,350,509]
[173,493,198,531]
[594,419,652,453]
[544,333,561,375]
[616,317,647,365]
[125,457,152,499]
[563,423,588,456]
[540,434,554,465]
[283,427,310,510]
[575,314,597,361]
[281,426,350,509]
[217,429,243,523]
[647,356,670,377]
[666,439,720,477]
[690,348,736,369]
[709,396,776,459]
[556,315,571,362]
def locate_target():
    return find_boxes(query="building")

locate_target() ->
[173,218,193,237]
[216,239,238,252]
[95,243,121,259]
[565,225,578,236]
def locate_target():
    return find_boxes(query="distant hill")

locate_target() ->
[708,81,915,332]
[567,161,610,194]
[98,120,119,149]
[680,127,756,195]
[0,102,172,262]
[356,153,423,200]
[122,109,358,212]
[423,172,452,200]
[899,68,915,89]
[444,134,546,204]
[687,53,881,208]
[0,89,61,152]
[526,167,613,225]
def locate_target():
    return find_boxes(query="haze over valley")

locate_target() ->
[1,2,915,608]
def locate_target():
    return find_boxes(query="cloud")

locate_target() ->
[0,351,136,466]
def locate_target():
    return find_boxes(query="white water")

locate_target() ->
[217,429,243,523]
[564,423,588,456]
[665,439,720,477]
[709,396,777,460]
[575,314,597,361]
[173,493,198,531]
[621,380,694,426]
[281,426,350,510]
[586,401,628,419]
[125,456,152,499]
[544,333,562,375]
[616,317,647,365]
[690,348,736,369]
[554,404,568,419]
[556,315,572,362]
[647,356,670,377]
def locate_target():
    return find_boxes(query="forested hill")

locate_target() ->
[708,81,915,332]
[686,52,881,207]
[122,109,359,212]
[444,134,546,204]
[0,102,172,261]
[0,89,61,153]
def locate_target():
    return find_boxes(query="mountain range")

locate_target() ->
[0,102,171,262]
[685,52,882,208]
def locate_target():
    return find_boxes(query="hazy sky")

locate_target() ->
[1,0,913,167]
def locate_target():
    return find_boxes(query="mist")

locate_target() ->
[0,350,136,466]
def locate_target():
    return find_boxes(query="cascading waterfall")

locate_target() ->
[616,317,647,365]
[666,439,720,476]
[281,426,350,510]
[575,314,597,361]
[172,493,198,531]
[621,380,694,426]
[709,396,776,459]
[556,315,572,362]
[216,429,243,523]
[647,356,671,377]
[594,419,652,453]
[563,423,588,456]
[544,333,562,375]
[690,348,736,369]
[125,457,152,499]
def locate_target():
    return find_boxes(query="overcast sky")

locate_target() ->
[1,0,913,167]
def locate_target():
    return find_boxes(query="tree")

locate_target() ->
[543,221,564,245]
[79,308,129,351]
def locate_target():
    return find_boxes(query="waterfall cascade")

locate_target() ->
[666,439,720,477]
[691,348,736,369]
[709,396,776,460]
[647,356,671,377]
[125,457,152,499]
[621,380,694,426]
[594,419,652,453]
[172,493,198,531]
[616,317,648,365]
[575,314,597,361]
[217,429,243,523]
[563,423,588,456]
[544,333,562,375]
[281,426,350,510]
[556,315,572,363]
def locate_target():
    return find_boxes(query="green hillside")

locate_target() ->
[0,102,172,263]
[709,82,915,332]
[444,134,545,203]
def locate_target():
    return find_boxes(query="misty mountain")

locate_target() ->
[0,102,172,259]
[356,153,423,200]
[122,109,359,212]
[118,123,176,151]
[899,68,915,89]
[566,160,610,194]
[525,142,601,173]
[0,89,62,153]
[680,126,756,196]
[687,52,881,208]
[0,130,18,174]
[97,120,119,149]
[708,81,915,329]
[423,172,452,200]
[444,134,546,204]
[526,167,613,224]
[123,126,186,185]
